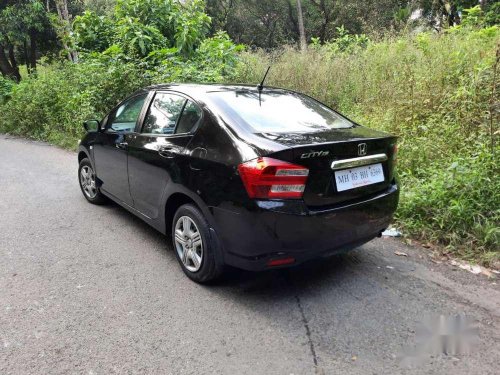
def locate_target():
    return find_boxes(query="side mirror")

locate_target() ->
[83,120,100,132]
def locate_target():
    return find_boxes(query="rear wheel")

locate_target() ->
[172,204,223,283]
[78,158,106,204]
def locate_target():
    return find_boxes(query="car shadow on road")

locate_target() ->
[99,201,168,242]
[102,199,373,299]
[213,253,365,296]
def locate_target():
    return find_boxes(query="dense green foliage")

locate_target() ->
[398,148,499,263]
[71,0,243,80]
[0,0,57,80]
[0,74,15,103]
[0,60,149,147]
[73,0,213,57]
[0,0,498,265]
[0,0,244,148]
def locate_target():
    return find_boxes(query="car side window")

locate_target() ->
[175,100,202,134]
[108,93,148,133]
[142,93,186,135]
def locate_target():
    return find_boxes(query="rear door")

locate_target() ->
[93,93,148,206]
[127,92,203,219]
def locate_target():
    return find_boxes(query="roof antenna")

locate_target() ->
[257,66,271,92]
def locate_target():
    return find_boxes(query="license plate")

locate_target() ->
[334,163,385,192]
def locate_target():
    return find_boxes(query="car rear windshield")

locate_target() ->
[210,90,354,133]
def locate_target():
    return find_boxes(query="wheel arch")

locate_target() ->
[163,192,215,237]
[78,151,88,164]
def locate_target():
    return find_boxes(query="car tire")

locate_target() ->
[78,158,107,205]
[172,204,224,283]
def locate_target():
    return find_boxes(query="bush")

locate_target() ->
[0,31,242,149]
[150,31,244,82]
[0,60,149,148]
[73,0,212,60]
[69,0,243,85]
[0,75,15,104]
[398,148,499,264]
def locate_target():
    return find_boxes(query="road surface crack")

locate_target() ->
[284,271,322,373]
[294,294,319,368]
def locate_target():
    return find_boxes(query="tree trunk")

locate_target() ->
[287,1,299,37]
[0,45,21,82]
[309,0,333,42]
[0,47,11,77]
[29,33,37,73]
[319,21,327,42]
[7,45,21,81]
[220,0,234,30]
[263,17,277,49]
[24,39,32,75]
[55,0,78,62]
[439,0,459,27]
[296,0,307,51]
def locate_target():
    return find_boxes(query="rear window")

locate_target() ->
[210,90,354,133]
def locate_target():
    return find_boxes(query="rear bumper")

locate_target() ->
[211,183,399,271]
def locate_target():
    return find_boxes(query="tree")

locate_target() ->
[0,0,54,80]
[82,0,116,15]
[206,0,416,48]
[206,0,235,32]
[72,10,114,52]
[73,0,213,58]
[0,43,20,82]
[16,0,51,72]
[207,0,296,48]
[0,2,21,81]
[296,0,307,51]
[308,0,337,42]
[414,0,482,29]
[54,0,78,61]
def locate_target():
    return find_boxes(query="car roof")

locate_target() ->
[144,83,292,98]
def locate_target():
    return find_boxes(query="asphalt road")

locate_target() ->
[1,134,499,375]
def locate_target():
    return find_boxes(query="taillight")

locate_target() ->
[238,157,309,199]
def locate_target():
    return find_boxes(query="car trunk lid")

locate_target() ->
[257,127,397,207]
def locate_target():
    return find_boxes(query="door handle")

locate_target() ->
[116,141,128,150]
[158,147,175,158]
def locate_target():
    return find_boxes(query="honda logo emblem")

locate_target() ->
[358,143,367,156]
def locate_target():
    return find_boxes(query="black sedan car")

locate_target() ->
[78,84,399,283]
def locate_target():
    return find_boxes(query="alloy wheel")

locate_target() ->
[174,216,203,272]
[80,165,97,199]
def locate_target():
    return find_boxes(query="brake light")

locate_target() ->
[238,157,309,199]
[267,257,296,267]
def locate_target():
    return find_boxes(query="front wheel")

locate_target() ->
[78,158,107,204]
[172,204,224,283]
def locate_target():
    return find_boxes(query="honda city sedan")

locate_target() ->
[78,84,399,283]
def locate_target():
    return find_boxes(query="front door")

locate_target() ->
[128,92,202,219]
[93,93,148,206]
